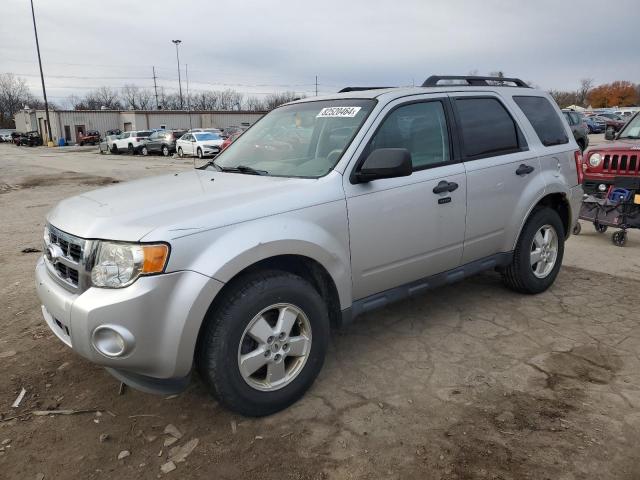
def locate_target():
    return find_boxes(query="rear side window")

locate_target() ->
[453,97,525,158]
[514,96,569,147]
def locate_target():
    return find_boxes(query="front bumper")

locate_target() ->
[35,257,224,383]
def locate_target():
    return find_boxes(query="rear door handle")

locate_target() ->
[433,181,459,194]
[516,164,535,176]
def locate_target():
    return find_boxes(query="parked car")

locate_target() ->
[15,130,43,147]
[584,116,606,134]
[0,129,15,142]
[596,113,626,136]
[562,110,589,151]
[220,131,242,151]
[220,126,244,139]
[35,75,582,416]
[176,131,224,158]
[78,130,100,146]
[141,129,187,156]
[110,130,154,154]
[190,128,223,135]
[582,111,640,194]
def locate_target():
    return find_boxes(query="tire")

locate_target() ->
[140,146,148,156]
[127,143,134,155]
[79,141,84,146]
[196,270,330,417]
[612,231,627,247]
[162,145,170,157]
[502,207,565,294]
[197,147,203,159]
[594,223,608,234]
[177,147,184,158]
[111,144,118,154]
[606,126,615,137]
[572,222,581,235]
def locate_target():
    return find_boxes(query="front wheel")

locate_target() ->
[177,147,184,158]
[197,147,203,159]
[111,144,118,154]
[594,223,608,234]
[572,222,581,235]
[612,230,627,247]
[140,146,148,156]
[502,207,565,294]
[196,270,329,416]
[127,144,134,155]
[162,145,170,156]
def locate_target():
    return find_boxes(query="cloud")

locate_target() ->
[1,0,638,103]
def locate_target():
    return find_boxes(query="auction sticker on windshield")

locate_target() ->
[317,106,362,118]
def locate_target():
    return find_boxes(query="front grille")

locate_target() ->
[44,225,90,292]
[602,153,640,175]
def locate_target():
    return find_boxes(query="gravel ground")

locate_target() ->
[1,141,639,480]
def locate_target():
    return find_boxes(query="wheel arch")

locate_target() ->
[512,191,572,250]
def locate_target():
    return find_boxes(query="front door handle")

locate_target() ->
[516,164,535,176]
[433,181,459,194]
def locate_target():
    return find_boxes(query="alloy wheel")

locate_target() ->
[530,224,558,278]
[237,303,312,392]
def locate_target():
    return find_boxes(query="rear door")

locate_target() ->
[344,96,467,300]
[146,131,161,152]
[450,93,540,263]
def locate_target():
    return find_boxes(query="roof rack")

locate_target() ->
[338,87,392,93]
[422,75,530,88]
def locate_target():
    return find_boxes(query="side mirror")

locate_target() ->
[604,129,616,141]
[353,148,412,183]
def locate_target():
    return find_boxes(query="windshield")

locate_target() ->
[214,99,376,177]
[618,114,640,139]
[194,132,220,141]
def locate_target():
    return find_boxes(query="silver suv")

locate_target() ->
[35,75,584,416]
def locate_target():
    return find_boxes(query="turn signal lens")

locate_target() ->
[142,244,169,273]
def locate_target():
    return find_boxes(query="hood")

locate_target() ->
[47,169,343,241]
[587,138,640,153]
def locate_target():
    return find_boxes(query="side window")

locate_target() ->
[454,97,525,159]
[369,101,450,170]
[513,96,569,146]
[122,132,130,139]
[563,112,573,125]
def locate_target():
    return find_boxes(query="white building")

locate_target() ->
[13,109,266,144]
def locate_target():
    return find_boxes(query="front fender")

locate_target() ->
[168,200,352,309]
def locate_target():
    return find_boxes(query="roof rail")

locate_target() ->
[338,87,393,93]
[422,75,530,88]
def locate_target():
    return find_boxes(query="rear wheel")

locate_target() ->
[594,223,608,234]
[606,126,615,137]
[127,143,134,155]
[140,146,148,156]
[572,222,581,235]
[162,145,170,156]
[111,144,118,154]
[196,270,329,416]
[177,147,184,158]
[502,207,565,294]
[612,230,627,247]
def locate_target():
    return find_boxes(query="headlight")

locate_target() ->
[588,153,602,167]
[91,242,169,288]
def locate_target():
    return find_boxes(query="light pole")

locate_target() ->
[30,0,52,145]
[171,39,183,109]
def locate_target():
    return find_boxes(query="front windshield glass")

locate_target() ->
[195,132,220,141]
[214,99,376,177]
[619,114,640,138]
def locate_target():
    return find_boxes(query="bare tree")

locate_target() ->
[577,78,594,107]
[244,96,266,111]
[121,84,154,110]
[0,73,38,127]
[93,86,121,109]
[262,91,303,110]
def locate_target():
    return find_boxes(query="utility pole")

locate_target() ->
[152,66,159,109]
[315,75,318,96]
[185,64,192,130]
[30,0,52,145]
[171,40,183,109]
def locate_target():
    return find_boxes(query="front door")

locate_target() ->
[344,97,467,300]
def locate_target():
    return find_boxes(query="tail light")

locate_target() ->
[574,150,584,184]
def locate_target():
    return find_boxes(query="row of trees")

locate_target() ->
[64,85,301,112]
[0,73,47,128]
[549,79,640,108]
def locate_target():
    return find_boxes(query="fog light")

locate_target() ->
[598,184,607,192]
[92,325,135,357]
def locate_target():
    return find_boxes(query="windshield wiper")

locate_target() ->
[196,159,268,175]
[619,135,640,140]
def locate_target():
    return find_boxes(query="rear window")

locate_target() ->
[137,131,152,137]
[454,97,525,158]
[513,96,569,147]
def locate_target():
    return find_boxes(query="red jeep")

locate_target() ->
[79,130,100,146]
[582,112,640,194]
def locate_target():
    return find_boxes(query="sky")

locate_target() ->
[1,0,639,105]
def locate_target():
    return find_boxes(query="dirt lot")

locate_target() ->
[1,142,639,480]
